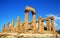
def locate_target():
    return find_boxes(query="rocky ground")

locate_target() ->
[0,34,60,38]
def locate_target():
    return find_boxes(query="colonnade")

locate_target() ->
[1,6,55,34]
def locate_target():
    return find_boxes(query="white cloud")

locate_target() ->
[36,14,60,30]
[9,24,11,25]
[36,23,38,28]
[46,14,60,30]
[46,14,59,26]
[55,26,60,30]
[46,14,60,21]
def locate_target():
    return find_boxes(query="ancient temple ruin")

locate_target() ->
[1,6,56,34]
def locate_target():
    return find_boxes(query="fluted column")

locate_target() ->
[12,19,14,27]
[10,19,15,32]
[5,22,10,32]
[24,9,29,31]
[19,22,23,33]
[46,18,51,31]
[51,17,55,32]
[38,16,42,31]
[2,24,5,32]
[41,19,44,31]
[31,12,36,31]
[16,16,20,32]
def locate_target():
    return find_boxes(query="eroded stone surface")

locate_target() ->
[0,6,57,36]
[0,34,60,38]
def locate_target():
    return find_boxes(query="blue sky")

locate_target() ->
[0,0,60,31]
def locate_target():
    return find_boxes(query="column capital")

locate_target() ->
[24,9,29,13]
[31,11,36,14]
[38,16,42,20]
[49,16,54,20]
[32,13,36,15]
[45,18,50,21]
[51,18,54,20]
[41,18,45,22]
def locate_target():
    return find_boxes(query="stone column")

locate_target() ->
[10,19,15,32]
[31,12,36,31]
[12,19,14,27]
[2,24,5,32]
[6,22,9,32]
[16,16,20,32]
[38,16,42,31]
[46,18,51,31]
[9,25,11,32]
[51,17,55,32]
[41,19,44,31]
[19,22,23,33]
[24,9,29,31]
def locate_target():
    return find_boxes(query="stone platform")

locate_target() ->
[0,34,60,38]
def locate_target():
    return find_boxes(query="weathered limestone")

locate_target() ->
[38,16,42,31]
[41,19,44,31]
[46,18,51,31]
[38,17,44,33]
[25,6,36,13]
[51,19,54,31]
[10,19,15,32]
[16,16,20,32]
[0,6,56,34]
[19,22,24,33]
[9,25,11,32]
[24,9,28,31]
[5,22,10,32]
[48,16,55,33]
[2,24,5,32]
[24,6,36,31]
[50,16,55,32]
[31,13,36,31]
